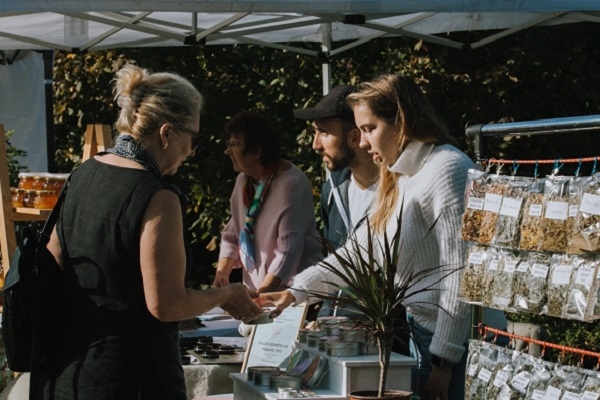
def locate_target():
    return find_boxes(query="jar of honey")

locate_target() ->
[11,188,25,208]
[33,190,58,209]
[22,190,37,208]
[42,176,59,192]
[18,172,36,190]
[31,175,45,190]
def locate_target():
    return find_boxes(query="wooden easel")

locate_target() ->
[0,123,112,284]
[82,124,113,161]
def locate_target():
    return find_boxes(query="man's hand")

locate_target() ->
[220,283,263,322]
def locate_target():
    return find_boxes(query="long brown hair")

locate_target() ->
[347,74,455,233]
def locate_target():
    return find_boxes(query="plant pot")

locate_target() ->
[347,390,412,400]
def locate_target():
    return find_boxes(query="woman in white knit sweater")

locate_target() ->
[259,74,473,400]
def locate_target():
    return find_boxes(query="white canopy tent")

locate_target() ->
[2,1,600,170]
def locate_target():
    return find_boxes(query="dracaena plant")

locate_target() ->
[306,206,455,398]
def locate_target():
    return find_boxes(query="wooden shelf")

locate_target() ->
[11,208,51,221]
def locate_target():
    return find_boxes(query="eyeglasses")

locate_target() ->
[225,140,242,148]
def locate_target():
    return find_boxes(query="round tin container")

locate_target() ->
[270,374,303,390]
[339,326,367,343]
[317,316,348,336]
[318,335,338,352]
[303,356,328,388]
[326,341,362,357]
[248,366,279,382]
[296,329,310,343]
[306,331,324,348]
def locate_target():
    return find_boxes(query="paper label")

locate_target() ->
[562,391,581,400]
[500,197,523,218]
[580,192,600,215]
[467,364,478,376]
[493,296,510,307]
[517,262,530,272]
[575,265,594,287]
[504,260,518,273]
[529,204,543,217]
[545,201,569,220]
[511,374,531,391]
[551,264,573,285]
[492,370,509,387]
[477,367,492,383]
[543,385,561,400]
[569,204,579,217]
[483,193,503,213]
[489,260,499,271]
[532,263,550,278]
[531,389,545,400]
[468,252,484,265]
[467,197,485,210]
[582,391,600,400]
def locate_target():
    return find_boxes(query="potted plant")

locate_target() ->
[306,209,450,400]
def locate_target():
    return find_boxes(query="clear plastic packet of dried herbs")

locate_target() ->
[460,243,489,304]
[569,173,600,253]
[524,357,554,400]
[544,365,586,400]
[462,169,488,242]
[490,249,523,312]
[565,175,590,254]
[467,342,501,400]
[544,253,578,318]
[581,371,600,398]
[507,353,538,398]
[465,339,486,396]
[587,255,600,321]
[563,254,600,321]
[479,174,509,245]
[539,176,572,253]
[514,252,551,314]
[489,348,520,399]
[518,179,546,251]
[482,246,501,308]
[492,177,532,249]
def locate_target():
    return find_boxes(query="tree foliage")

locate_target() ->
[51,22,600,357]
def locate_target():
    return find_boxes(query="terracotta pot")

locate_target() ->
[347,390,412,400]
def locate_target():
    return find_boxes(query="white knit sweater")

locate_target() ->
[290,141,473,363]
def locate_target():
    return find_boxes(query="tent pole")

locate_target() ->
[43,50,55,172]
[321,22,332,95]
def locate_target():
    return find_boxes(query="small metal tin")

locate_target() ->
[297,329,309,343]
[247,366,279,382]
[326,341,362,357]
[317,316,348,336]
[303,356,328,388]
[306,331,324,348]
[270,374,303,390]
[318,335,338,352]
[246,311,273,325]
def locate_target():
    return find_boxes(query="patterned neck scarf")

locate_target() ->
[105,134,183,197]
[238,163,278,272]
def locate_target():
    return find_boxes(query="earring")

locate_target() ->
[163,142,168,150]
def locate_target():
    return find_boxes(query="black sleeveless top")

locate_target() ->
[37,157,189,400]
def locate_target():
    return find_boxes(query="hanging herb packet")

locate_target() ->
[482,246,501,307]
[492,177,531,249]
[479,174,508,245]
[581,371,600,399]
[462,169,488,242]
[514,252,551,314]
[467,342,500,400]
[488,348,518,399]
[539,176,571,253]
[563,254,600,321]
[518,179,546,251]
[584,254,600,321]
[460,244,489,304]
[565,176,589,254]
[544,254,577,317]
[465,340,485,396]
[570,173,600,252]
[490,249,522,311]
[524,357,554,400]
[508,353,537,399]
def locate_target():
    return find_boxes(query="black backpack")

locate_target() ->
[1,179,68,372]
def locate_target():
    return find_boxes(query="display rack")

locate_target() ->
[463,114,600,364]
[0,123,112,286]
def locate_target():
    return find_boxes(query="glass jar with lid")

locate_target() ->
[18,172,37,190]
[11,188,25,208]
[33,190,58,209]
[22,190,37,208]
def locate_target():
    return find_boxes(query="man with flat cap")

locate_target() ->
[294,85,379,317]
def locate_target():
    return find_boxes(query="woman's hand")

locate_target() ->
[213,257,235,288]
[221,283,263,322]
[256,290,296,318]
